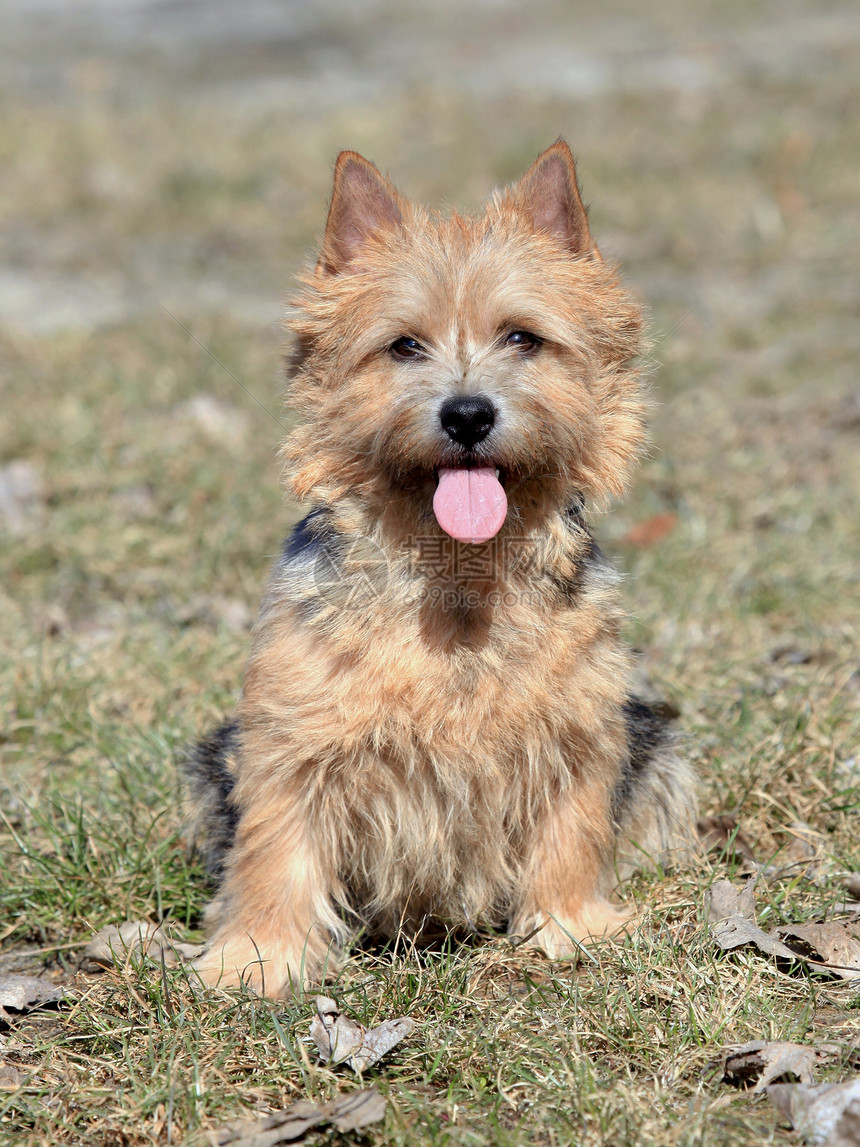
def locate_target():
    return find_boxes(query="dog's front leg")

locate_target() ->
[192,788,344,998]
[509,769,633,959]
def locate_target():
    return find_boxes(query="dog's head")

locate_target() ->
[285,142,648,545]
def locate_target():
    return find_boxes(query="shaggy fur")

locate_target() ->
[185,142,697,998]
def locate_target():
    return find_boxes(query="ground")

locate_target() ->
[0,0,859,1144]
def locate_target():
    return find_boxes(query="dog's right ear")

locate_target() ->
[319,152,404,275]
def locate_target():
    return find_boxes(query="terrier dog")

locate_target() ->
[186,141,696,997]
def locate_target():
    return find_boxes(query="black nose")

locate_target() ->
[439,395,496,449]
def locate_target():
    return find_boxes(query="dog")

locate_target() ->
[185,141,697,998]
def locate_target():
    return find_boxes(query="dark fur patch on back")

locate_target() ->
[184,720,241,880]
[277,509,343,620]
[612,697,673,827]
[281,508,336,566]
[549,501,602,604]
[285,333,314,379]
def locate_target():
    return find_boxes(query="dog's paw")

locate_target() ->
[191,933,315,998]
[511,900,635,959]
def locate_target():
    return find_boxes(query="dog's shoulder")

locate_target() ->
[544,499,619,606]
[280,508,337,567]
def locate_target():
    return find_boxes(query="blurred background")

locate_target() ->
[1,0,858,770]
[4,0,859,340]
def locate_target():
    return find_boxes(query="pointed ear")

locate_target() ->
[511,141,596,257]
[319,151,405,275]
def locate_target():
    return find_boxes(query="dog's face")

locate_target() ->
[285,143,647,543]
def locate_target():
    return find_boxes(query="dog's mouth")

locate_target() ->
[432,464,508,545]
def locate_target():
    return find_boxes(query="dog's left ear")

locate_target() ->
[319,151,405,275]
[511,141,597,258]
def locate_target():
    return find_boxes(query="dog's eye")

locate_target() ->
[389,337,426,361]
[505,330,542,354]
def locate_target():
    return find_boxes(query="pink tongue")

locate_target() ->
[433,467,508,544]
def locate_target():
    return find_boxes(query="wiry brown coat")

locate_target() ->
[187,142,696,997]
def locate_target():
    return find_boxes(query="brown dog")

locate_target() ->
[186,142,696,997]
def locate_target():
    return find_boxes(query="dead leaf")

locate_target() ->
[772,921,860,982]
[698,814,756,861]
[708,881,818,963]
[216,1089,386,1145]
[708,878,758,923]
[768,1076,860,1146]
[723,1040,817,1091]
[707,884,860,984]
[81,921,203,971]
[0,1064,22,1089]
[845,874,860,901]
[322,1089,387,1132]
[0,975,65,1016]
[712,915,800,961]
[621,512,678,547]
[310,996,414,1073]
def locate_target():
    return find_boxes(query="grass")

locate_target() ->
[1,1,860,1143]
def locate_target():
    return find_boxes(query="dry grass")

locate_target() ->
[1,1,859,1143]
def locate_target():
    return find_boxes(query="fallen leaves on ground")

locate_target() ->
[772,921,860,981]
[768,1077,860,1146]
[722,1040,838,1091]
[310,996,414,1073]
[707,881,860,981]
[215,1089,386,1145]
[80,921,203,972]
[708,878,758,923]
[0,1063,23,1089]
[708,879,797,960]
[0,974,65,1020]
